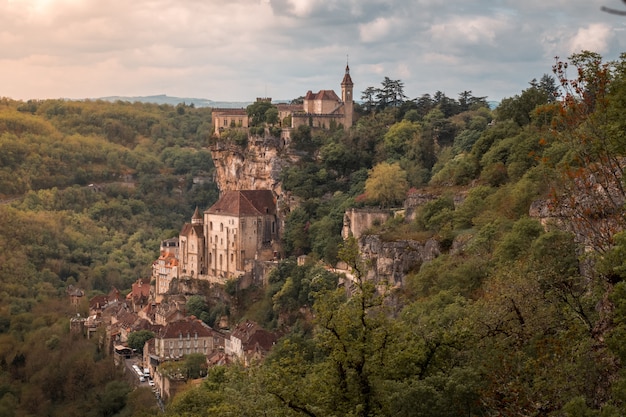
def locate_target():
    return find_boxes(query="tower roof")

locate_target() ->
[341,64,353,86]
[191,206,202,224]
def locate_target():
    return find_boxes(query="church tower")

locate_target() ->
[341,63,354,129]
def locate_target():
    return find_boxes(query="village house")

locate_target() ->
[89,287,124,317]
[153,238,179,302]
[126,277,151,312]
[152,317,225,360]
[226,320,279,365]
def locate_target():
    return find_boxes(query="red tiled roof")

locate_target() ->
[305,89,340,102]
[206,190,276,217]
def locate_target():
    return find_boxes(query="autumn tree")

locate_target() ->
[364,162,408,208]
[549,51,626,254]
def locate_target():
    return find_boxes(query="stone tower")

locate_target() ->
[341,63,354,129]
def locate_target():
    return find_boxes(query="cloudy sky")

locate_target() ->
[2,0,626,103]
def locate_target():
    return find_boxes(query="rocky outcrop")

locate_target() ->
[358,234,441,287]
[210,138,297,200]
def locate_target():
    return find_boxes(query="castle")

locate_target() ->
[154,65,355,297]
[154,190,280,298]
[211,64,354,137]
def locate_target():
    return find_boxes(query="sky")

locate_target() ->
[2,0,626,104]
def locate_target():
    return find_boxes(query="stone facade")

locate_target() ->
[342,208,393,240]
[155,190,280,294]
[212,64,354,138]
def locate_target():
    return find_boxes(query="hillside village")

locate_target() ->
[2,51,626,416]
[68,65,363,402]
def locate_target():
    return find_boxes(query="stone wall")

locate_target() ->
[342,208,393,240]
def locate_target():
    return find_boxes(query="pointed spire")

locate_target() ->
[342,58,353,87]
[191,206,203,224]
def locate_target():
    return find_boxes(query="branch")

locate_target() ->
[601,6,626,15]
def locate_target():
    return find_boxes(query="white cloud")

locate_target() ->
[359,17,395,43]
[0,0,625,102]
[568,23,613,54]
[429,15,509,47]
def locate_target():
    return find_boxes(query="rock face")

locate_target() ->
[358,234,441,287]
[210,138,295,199]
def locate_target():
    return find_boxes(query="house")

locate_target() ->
[154,238,179,301]
[66,285,84,308]
[153,317,225,360]
[127,277,151,312]
[211,108,249,137]
[226,320,279,365]
[89,287,124,317]
[154,302,186,326]
[173,190,279,285]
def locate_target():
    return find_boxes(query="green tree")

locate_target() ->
[127,330,155,354]
[364,162,408,208]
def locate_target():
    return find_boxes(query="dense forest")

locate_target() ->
[1,50,626,416]
[0,98,218,416]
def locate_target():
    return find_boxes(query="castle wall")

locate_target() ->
[342,208,393,240]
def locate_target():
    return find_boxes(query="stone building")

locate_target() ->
[211,64,354,138]
[156,190,279,292]
[203,189,279,281]
[292,64,354,131]
[211,108,249,137]
[179,207,205,278]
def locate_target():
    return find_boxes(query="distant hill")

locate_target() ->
[97,94,252,109]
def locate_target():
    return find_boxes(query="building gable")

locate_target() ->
[206,190,276,217]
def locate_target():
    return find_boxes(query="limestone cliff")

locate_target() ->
[209,137,300,207]
[357,234,441,287]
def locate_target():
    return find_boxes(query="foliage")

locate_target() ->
[364,162,408,208]
[127,330,155,353]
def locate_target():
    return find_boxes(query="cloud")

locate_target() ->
[568,23,613,54]
[0,0,625,102]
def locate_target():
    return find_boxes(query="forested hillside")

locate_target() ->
[168,51,626,417]
[0,98,218,416]
[1,50,626,417]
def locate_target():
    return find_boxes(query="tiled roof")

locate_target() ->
[128,277,150,300]
[180,223,204,237]
[158,317,214,339]
[212,108,247,115]
[305,89,340,102]
[206,190,276,217]
[342,64,353,86]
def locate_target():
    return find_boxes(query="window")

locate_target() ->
[223,119,227,126]
[231,253,234,263]
[220,223,223,232]
[210,222,213,230]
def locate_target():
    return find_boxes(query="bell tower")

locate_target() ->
[341,61,354,129]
